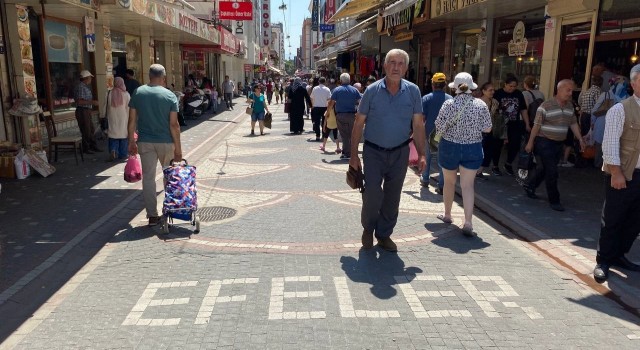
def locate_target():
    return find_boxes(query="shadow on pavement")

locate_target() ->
[341,249,422,300]
[431,233,491,254]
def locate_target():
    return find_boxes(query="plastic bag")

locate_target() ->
[24,149,55,177]
[14,149,30,180]
[408,141,419,166]
[124,155,142,183]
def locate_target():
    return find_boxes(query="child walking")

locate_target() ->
[319,107,341,153]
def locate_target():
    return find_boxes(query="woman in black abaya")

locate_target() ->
[288,78,312,134]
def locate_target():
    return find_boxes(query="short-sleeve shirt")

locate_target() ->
[74,82,93,108]
[523,89,545,108]
[422,90,453,134]
[223,80,235,93]
[358,78,422,148]
[311,84,332,108]
[266,82,273,92]
[534,99,577,142]
[435,94,491,144]
[249,93,266,114]
[128,85,179,143]
[331,84,361,113]
[494,89,527,121]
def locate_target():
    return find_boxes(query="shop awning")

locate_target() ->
[327,0,391,23]
[317,15,377,51]
[267,65,283,75]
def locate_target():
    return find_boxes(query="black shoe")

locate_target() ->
[612,256,640,271]
[504,164,514,176]
[361,230,374,249]
[593,264,610,283]
[492,167,502,176]
[340,154,350,160]
[550,203,565,212]
[420,179,429,187]
[523,185,538,199]
[250,130,255,136]
[476,172,487,180]
[435,187,443,195]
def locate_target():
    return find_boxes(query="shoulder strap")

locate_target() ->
[443,98,472,133]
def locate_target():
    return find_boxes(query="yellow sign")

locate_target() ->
[394,32,414,42]
[431,0,486,18]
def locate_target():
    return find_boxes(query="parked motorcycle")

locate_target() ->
[182,89,209,119]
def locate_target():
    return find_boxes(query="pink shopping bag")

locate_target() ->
[124,155,142,183]
[408,141,419,166]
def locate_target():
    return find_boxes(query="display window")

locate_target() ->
[43,19,84,113]
[491,9,545,88]
[111,32,142,81]
[182,51,209,87]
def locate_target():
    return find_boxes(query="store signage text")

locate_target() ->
[319,24,335,32]
[235,21,244,35]
[219,1,253,21]
[261,0,271,47]
[394,31,414,42]
[311,0,319,31]
[508,21,528,56]
[324,0,335,22]
[380,4,415,33]
[431,0,486,18]
[179,13,199,34]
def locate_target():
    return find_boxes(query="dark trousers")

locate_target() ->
[75,108,97,151]
[322,128,338,140]
[224,93,233,108]
[481,133,503,168]
[527,137,563,204]
[336,113,355,156]
[267,91,273,104]
[289,114,304,133]
[597,173,640,264]
[311,107,327,138]
[361,143,409,238]
[506,120,525,165]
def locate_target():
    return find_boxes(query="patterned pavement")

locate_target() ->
[1,101,639,349]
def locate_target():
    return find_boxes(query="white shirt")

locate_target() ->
[602,95,640,169]
[310,84,331,108]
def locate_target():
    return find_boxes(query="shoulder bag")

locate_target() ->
[429,99,471,152]
[593,92,614,117]
[346,165,364,193]
[245,93,254,115]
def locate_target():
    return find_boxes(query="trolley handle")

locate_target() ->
[170,159,188,166]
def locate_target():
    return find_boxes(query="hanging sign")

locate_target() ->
[319,24,335,32]
[16,5,36,98]
[508,21,528,56]
[219,1,253,21]
[261,0,271,47]
[84,16,96,52]
[431,0,486,18]
[394,32,414,42]
[324,0,335,23]
[311,0,319,31]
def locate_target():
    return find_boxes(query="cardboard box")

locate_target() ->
[0,155,16,179]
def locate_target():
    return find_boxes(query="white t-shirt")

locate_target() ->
[310,84,331,108]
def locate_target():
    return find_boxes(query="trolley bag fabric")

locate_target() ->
[162,161,197,221]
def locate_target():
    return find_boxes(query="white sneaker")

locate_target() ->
[560,161,574,168]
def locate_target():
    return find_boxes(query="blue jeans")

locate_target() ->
[422,144,444,189]
[438,139,484,170]
[251,111,265,122]
[109,138,128,159]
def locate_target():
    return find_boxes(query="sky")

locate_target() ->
[269,0,310,61]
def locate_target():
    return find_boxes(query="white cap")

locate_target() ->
[448,72,477,94]
[80,70,94,78]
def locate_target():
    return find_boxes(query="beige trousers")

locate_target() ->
[138,142,175,217]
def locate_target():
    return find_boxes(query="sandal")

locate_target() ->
[461,225,476,237]
[319,146,325,151]
[335,148,342,154]
[437,214,453,224]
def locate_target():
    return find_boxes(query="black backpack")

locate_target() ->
[525,91,544,127]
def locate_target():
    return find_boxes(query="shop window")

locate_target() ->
[44,19,83,113]
[491,9,546,88]
[599,0,640,36]
[594,1,640,79]
[453,30,481,81]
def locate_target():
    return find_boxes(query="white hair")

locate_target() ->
[340,73,351,84]
[384,49,410,66]
[631,64,640,81]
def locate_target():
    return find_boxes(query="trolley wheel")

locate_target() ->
[194,220,200,234]
[162,217,169,234]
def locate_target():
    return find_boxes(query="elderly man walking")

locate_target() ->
[350,49,426,252]
[223,75,235,110]
[128,64,183,226]
[593,64,640,283]
[328,73,361,159]
[74,70,101,154]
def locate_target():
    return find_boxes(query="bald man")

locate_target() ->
[523,79,586,211]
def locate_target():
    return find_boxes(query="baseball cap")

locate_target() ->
[431,72,446,83]
[80,70,94,78]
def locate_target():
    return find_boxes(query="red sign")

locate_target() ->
[219,27,237,54]
[324,0,335,22]
[244,64,252,73]
[219,1,253,21]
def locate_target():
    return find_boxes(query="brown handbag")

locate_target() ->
[346,166,364,192]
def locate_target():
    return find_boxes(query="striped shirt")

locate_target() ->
[534,98,576,141]
[602,95,640,168]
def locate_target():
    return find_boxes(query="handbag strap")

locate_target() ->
[442,98,472,134]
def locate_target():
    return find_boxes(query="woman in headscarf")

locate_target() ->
[288,77,312,134]
[105,77,130,161]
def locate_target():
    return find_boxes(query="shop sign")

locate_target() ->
[431,0,486,18]
[60,0,100,12]
[219,1,253,21]
[394,31,414,42]
[324,0,336,23]
[508,21,528,56]
[220,28,237,54]
[545,18,555,33]
[244,64,252,73]
[84,16,96,53]
[179,13,199,35]
[380,3,416,33]
[261,0,271,47]
[320,24,335,32]
[311,0,319,31]
[44,20,82,64]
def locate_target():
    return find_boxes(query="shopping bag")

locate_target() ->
[14,149,30,180]
[408,140,419,166]
[24,149,55,177]
[264,112,272,129]
[124,155,142,183]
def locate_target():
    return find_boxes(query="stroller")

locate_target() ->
[162,160,200,235]
[182,89,209,119]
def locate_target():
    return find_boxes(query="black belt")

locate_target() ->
[336,111,356,114]
[365,139,411,152]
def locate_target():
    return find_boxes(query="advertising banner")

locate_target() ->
[324,0,335,23]
[16,5,36,98]
[219,1,253,20]
[311,0,319,31]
